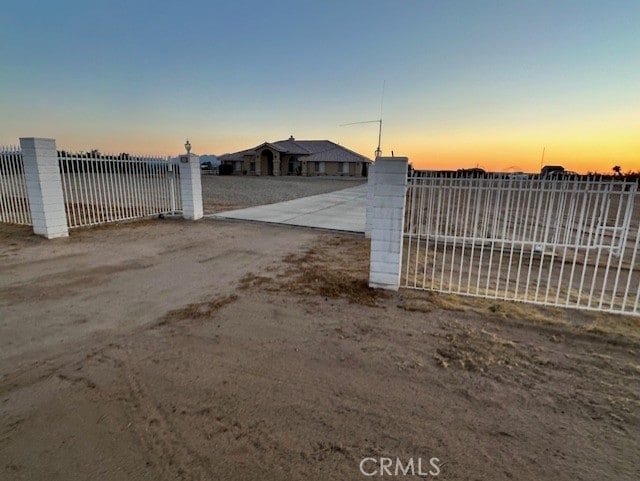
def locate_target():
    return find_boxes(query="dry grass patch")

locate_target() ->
[434,322,521,371]
[159,295,238,324]
[399,289,640,342]
[276,235,386,306]
[584,313,640,342]
[398,289,566,325]
[238,273,273,290]
[0,223,36,243]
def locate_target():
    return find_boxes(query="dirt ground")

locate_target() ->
[0,220,639,480]
[200,175,364,213]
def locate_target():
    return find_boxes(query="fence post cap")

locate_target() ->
[19,138,57,149]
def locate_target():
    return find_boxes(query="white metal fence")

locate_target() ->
[0,146,31,225]
[0,147,183,229]
[58,151,181,228]
[403,173,640,315]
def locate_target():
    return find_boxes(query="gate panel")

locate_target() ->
[403,173,640,315]
[58,151,182,228]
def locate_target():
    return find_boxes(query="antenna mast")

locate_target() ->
[340,81,385,159]
[376,80,385,158]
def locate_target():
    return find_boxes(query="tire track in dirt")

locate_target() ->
[115,348,213,481]
[0,344,108,396]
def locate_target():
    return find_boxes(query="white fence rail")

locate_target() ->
[58,152,181,228]
[403,173,640,316]
[0,146,31,225]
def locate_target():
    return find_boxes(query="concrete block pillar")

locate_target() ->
[365,163,375,238]
[178,153,203,220]
[19,137,69,239]
[368,156,408,291]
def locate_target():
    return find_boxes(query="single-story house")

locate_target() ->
[218,136,371,176]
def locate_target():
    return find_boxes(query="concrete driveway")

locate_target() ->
[210,184,366,233]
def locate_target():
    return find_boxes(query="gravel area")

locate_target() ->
[200,175,365,213]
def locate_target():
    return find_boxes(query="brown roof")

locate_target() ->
[218,148,254,161]
[220,138,371,163]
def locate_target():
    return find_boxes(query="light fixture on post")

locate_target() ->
[185,139,191,155]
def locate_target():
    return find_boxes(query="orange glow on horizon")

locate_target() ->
[40,126,639,176]
[407,144,640,175]
[394,129,640,175]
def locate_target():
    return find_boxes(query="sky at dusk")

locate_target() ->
[1,0,638,173]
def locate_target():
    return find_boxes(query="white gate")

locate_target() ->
[403,173,640,315]
[58,151,181,228]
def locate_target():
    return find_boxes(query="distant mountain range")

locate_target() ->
[199,155,220,166]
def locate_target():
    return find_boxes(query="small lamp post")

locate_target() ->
[185,139,191,155]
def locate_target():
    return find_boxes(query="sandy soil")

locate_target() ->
[0,220,639,480]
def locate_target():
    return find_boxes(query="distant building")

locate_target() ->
[199,155,220,171]
[218,136,371,176]
[456,167,486,177]
[541,165,564,178]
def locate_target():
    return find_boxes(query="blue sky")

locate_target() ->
[1,0,639,172]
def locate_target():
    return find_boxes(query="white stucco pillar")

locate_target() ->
[179,153,203,220]
[19,137,69,239]
[365,163,375,238]
[368,156,408,291]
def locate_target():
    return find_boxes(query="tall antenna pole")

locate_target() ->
[376,120,382,158]
[340,81,386,159]
[540,146,546,170]
[375,81,385,159]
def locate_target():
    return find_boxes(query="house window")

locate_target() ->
[289,161,301,175]
[288,156,301,175]
[315,161,325,173]
[338,162,348,174]
[234,161,242,172]
[250,161,256,172]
